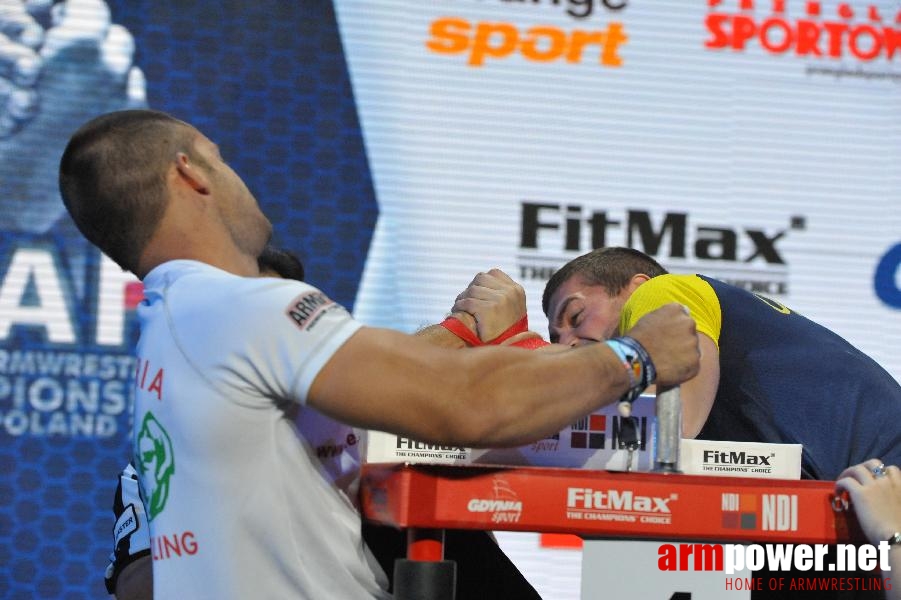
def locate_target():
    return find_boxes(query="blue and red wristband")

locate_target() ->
[605,335,656,406]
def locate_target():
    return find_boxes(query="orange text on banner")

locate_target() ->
[426,17,628,67]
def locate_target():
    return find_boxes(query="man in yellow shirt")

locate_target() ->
[455,246,901,482]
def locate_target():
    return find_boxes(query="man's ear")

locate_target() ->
[628,273,651,292]
[174,152,210,195]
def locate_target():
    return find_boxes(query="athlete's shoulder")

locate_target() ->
[626,273,722,344]
[633,273,713,299]
[163,260,325,312]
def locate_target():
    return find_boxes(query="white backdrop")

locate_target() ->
[334,1,901,597]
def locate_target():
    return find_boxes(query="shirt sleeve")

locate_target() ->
[210,279,364,406]
[619,274,722,348]
[280,286,364,402]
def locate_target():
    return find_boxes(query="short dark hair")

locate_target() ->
[542,247,668,315]
[257,245,305,282]
[59,109,195,274]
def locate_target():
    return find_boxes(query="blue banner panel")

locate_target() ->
[0,1,376,597]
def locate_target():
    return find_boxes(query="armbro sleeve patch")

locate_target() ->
[286,291,337,331]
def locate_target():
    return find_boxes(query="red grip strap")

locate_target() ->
[440,317,483,347]
[442,314,548,348]
[486,315,529,345]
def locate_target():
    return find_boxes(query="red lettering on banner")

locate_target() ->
[705,1,901,61]
[151,531,199,561]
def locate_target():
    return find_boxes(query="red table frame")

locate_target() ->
[361,463,861,563]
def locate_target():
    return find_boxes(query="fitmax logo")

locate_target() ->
[517,203,803,295]
[396,438,467,452]
[703,450,774,466]
[520,203,801,264]
[567,488,673,513]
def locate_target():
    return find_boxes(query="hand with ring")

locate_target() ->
[834,459,901,545]
[834,458,901,599]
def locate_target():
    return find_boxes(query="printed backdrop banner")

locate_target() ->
[336,6,901,590]
[1,1,900,599]
[0,1,376,598]
[341,0,901,377]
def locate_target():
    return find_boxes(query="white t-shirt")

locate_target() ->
[133,260,389,599]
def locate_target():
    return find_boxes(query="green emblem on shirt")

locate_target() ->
[135,411,175,520]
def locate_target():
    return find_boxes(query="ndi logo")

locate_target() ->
[874,243,901,308]
[721,492,797,532]
[569,414,648,451]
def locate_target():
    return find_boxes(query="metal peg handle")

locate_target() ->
[653,385,682,473]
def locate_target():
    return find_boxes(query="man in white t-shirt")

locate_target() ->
[60,109,699,599]
[103,247,545,599]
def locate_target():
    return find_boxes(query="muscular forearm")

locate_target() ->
[310,304,698,449]
[415,324,465,348]
[312,327,632,448]
[446,341,632,447]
